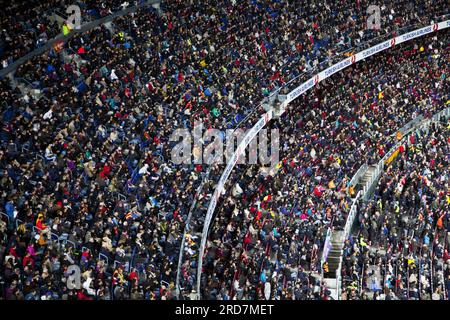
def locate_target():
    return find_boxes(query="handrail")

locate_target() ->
[99,253,109,265]
[50,231,60,242]
[327,190,361,300]
[114,260,123,270]
[320,217,335,271]
[175,88,281,299]
[321,181,362,273]
[343,191,362,241]
[15,77,38,89]
[31,225,61,244]
[175,170,211,298]
[63,239,76,248]
[15,218,23,229]
[360,260,366,296]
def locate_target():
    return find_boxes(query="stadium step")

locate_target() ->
[30,89,44,101]
[307,271,322,279]
[152,2,162,15]
[330,230,344,242]
[357,165,380,200]
[360,165,376,182]
[327,258,340,266]
[330,240,343,247]
[328,249,342,257]
[17,82,29,95]
[322,228,347,299]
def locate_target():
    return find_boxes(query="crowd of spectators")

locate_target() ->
[342,119,450,300]
[175,0,449,298]
[0,0,61,68]
[0,0,448,300]
[0,0,151,70]
[199,31,449,300]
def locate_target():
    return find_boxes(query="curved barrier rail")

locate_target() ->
[194,19,450,298]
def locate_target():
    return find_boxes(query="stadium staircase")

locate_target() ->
[356,164,377,200]
[321,163,379,300]
[323,230,344,300]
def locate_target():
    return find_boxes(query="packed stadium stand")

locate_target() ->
[0,0,449,301]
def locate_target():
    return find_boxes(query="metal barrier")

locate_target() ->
[114,260,122,270]
[335,106,450,299]
[31,225,61,245]
[50,231,60,243]
[32,226,40,234]
[113,259,131,272]
[342,191,362,241]
[15,218,23,229]
[63,239,76,248]
[360,106,447,201]
[432,107,450,121]
[389,115,424,140]
[320,226,333,270]
[320,184,360,271]
[336,267,342,300]
[328,190,361,299]
[99,253,109,265]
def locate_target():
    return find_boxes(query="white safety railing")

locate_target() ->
[343,191,362,241]
[320,228,333,270]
